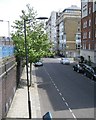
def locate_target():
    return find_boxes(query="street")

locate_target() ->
[34,58,95,119]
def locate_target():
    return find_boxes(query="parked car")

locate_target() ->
[60,58,70,65]
[34,60,43,67]
[73,63,85,73]
[83,65,96,80]
[75,55,84,63]
[59,54,65,57]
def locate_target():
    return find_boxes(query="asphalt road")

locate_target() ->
[34,58,96,119]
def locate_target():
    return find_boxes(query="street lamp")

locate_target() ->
[36,17,48,20]
[24,17,48,119]
[63,33,66,57]
[24,19,32,119]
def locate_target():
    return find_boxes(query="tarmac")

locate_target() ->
[6,64,42,119]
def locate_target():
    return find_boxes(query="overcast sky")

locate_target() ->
[0,0,81,36]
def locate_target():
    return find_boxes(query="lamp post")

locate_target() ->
[36,17,48,20]
[63,33,66,57]
[24,17,48,119]
[24,19,32,119]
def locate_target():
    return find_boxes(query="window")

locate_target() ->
[62,35,63,40]
[83,32,87,39]
[83,21,87,28]
[76,43,81,49]
[89,7,91,14]
[89,19,91,26]
[78,36,81,40]
[78,21,80,25]
[88,43,90,50]
[83,43,84,49]
[88,31,91,38]
[78,28,80,32]
[82,42,86,50]
[95,44,96,50]
[85,43,86,49]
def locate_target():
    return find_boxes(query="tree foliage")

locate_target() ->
[11,4,51,63]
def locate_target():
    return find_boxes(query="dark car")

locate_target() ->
[83,65,96,80]
[73,63,85,73]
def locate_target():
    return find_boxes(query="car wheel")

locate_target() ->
[91,76,94,80]
[73,68,75,71]
[84,72,86,76]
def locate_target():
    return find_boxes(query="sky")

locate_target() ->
[0,0,81,37]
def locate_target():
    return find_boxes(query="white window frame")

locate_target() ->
[83,21,87,28]
[88,43,90,50]
[88,31,91,38]
[83,32,87,39]
[89,7,91,14]
[89,19,91,26]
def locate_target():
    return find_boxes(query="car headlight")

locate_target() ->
[94,74,96,78]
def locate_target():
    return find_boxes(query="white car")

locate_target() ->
[60,58,70,65]
[34,61,43,67]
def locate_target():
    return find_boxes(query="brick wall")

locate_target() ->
[65,17,80,50]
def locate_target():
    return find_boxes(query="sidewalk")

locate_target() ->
[6,64,41,119]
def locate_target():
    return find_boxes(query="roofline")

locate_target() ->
[63,8,81,12]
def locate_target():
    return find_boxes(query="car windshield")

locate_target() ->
[63,58,69,60]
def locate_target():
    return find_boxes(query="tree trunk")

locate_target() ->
[16,56,22,88]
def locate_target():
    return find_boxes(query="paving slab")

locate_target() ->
[6,64,41,119]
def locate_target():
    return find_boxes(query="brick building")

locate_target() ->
[81,0,96,63]
[56,5,81,57]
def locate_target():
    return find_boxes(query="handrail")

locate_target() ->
[0,63,16,78]
[0,58,15,69]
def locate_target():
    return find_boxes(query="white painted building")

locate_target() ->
[46,11,57,51]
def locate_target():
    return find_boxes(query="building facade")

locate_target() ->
[81,0,96,63]
[56,5,81,57]
[46,11,58,52]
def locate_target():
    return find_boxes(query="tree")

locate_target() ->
[11,4,51,86]
[28,24,51,63]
